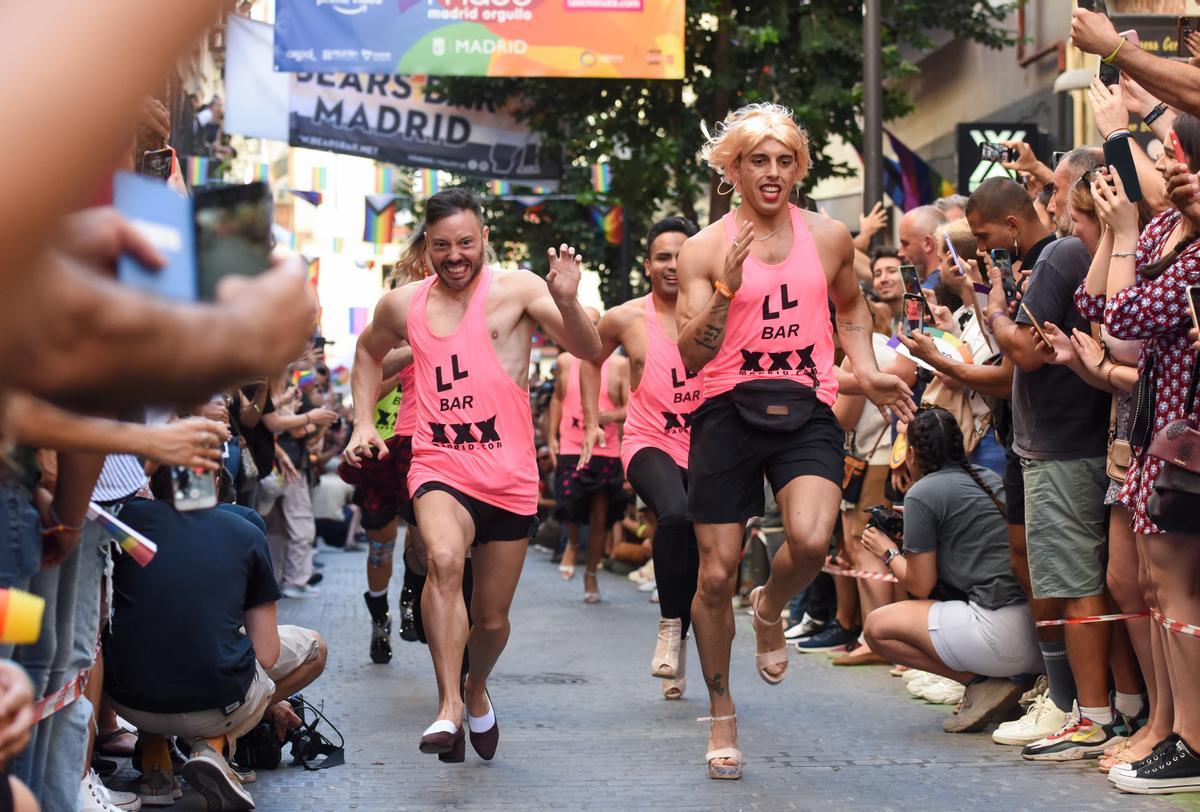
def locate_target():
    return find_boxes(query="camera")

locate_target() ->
[980,143,1017,164]
[864,504,904,541]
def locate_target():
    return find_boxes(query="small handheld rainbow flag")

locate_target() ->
[420,169,440,196]
[591,206,623,245]
[487,180,511,196]
[0,589,44,644]
[350,307,370,335]
[312,166,328,192]
[294,368,318,388]
[375,165,394,195]
[331,365,351,387]
[591,163,612,194]
[88,502,157,567]
[887,327,974,369]
[290,189,323,207]
[304,256,320,289]
[253,163,270,183]
[364,195,397,244]
[186,156,210,187]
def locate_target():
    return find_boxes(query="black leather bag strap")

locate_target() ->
[1187,353,1200,419]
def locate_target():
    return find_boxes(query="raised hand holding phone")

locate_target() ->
[1090,168,1139,238]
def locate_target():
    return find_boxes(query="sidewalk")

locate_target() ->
[165,546,1181,811]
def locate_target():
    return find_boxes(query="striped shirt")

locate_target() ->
[92,455,148,504]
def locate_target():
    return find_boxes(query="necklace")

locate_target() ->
[738,215,791,242]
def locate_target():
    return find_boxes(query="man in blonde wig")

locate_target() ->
[677,102,915,779]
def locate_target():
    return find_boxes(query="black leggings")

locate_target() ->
[627,448,699,636]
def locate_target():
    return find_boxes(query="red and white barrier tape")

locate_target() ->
[1153,610,1200,638]
[1035,610,1150,628]
[33,664,91,722]
[821,564,898,583]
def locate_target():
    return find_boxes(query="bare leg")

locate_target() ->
[1146,531,1200,747]
[344,505,362,549]
[691,522,743,768]
[366,518,400,593]
[832,573,859,631]
[756,477,842,677]
[82,656,103,777]
[1130,533,1173,760]
[864,601,974,683]
[561,523,580,576]
[842,510,892,645]
[1063,594,1113,710]
[583,490,609,598]
[413,492,474,724]
[462,539,530,718]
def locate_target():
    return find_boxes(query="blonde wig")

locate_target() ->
[700,102,811,189]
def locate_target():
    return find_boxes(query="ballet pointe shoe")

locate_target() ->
[698,713,742,780]
[418,720,465,763]
[749,586,788,685]
[651,618,682,679]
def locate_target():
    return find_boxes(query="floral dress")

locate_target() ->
[1074,209,1200,535]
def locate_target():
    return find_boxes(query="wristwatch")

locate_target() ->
[1144,103,1168,126]
[881,548,904,566]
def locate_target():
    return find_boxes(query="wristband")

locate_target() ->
[986,310,1008,331]
[40,508,82,537]
[1111,251,1136,258]
[713,281,734,300]
[1144,103,1168,126]
[1103,37,1126,64]
[1105,129,1132,142]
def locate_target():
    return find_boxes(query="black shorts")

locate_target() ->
[687,394,844,524]
[1003,448,1025,525]
[406,482,539,546]
[553,454,626,525]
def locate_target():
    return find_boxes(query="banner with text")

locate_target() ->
[274,0,684,79]
[289,73,560,180]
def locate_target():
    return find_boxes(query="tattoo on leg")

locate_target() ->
[705,672,725,696]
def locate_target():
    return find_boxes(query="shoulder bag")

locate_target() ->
[1147,355,1200,533]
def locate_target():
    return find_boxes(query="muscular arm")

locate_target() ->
[936,356,1014,400]
[381,346,413,379]
[676,234,731,373]
[828,230,882,383]
[244,602,281,671]
[524,271,602,362]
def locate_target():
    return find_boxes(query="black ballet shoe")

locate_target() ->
[418,721,465,763]
[468,692,499,761]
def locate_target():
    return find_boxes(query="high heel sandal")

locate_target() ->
[418,720,465,763]
[583,570,601,603]
[749,586,788,685]
[559,545,577,579]
[467,689,500,761]
[662,634,687,700]
[651,618,682,679]
[698,713,742,780]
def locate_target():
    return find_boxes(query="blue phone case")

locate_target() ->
[113,172,197,301]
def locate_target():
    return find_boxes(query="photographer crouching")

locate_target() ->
[862,407,1040,734]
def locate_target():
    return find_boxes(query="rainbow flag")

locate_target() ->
[88,502,157,567]
[331,365,351,387]
[591,206,623,245]
[420,169,440,196]
[332,236,344,254]
[312,166,328,192]
[883,130,957,212]
[591,163,612,193]
[290,189,323,207]
[364,195,397,244]
[294,368,318,388]
[253,163,270,183]
[0,589,44,644]
[186,156,210,187]
[887,326,974,369]
[375,165,394,195]
[487,180,511,196]
[304,256,320,289]
[350,307,370,335]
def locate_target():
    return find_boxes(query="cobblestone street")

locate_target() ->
[139,546,1189,811]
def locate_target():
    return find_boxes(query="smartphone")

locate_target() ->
[1020,303,1053,348]
[1052,150,1067,168]
[139,147,175,181]
[899,264,923,297]
[193,182,270,301]
[980,143,1017,164]
[1179,17,1200,56]
[171,466,217,511]
[1078,0,1107,13]
[1187,285,1200,335]
[1102,134,1145,203]
[944,233,966,277]
[990,248,1019,303]
[902,294,923,338]
[1170,130,1186,164]
[1099,30,1138,87]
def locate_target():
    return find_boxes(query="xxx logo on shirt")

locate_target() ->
[739,344,820,388]
[661,411,695,432]
[429,415,503,449]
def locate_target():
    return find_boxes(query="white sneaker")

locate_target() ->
[180,743,255,811]
[281,584,320,599]
[992,693,1069,746]
[649,588,659,604]
[918,677,966,705]
[637,579,657,593]
[80,770,140,811]
[784,613,825,640]
[629,562,654,584]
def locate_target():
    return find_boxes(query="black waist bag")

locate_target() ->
[727,379,818,433]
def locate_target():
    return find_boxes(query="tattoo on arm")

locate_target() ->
[705,672,725,697]
[692,293,730,351]
[836,319,867,333]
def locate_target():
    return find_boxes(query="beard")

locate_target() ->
[435,255,484,290]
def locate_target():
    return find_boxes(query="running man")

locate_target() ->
[345,188,601,763]
[579,216,701,700]
[676,103,915,780]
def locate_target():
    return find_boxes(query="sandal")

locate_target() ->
[583,570,601,604]
[559,545,577,580]
[96,727,139,757]
[698,713,742,780]
[651,618,682,679]
[749,586,788,685]
[1099,739,1133,773]
[662,635,687,700]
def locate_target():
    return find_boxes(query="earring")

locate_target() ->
[716,179,735,197]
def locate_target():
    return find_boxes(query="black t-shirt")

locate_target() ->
[103,499,281,714]
[240,386,276,475]
[1012,236,1110,459]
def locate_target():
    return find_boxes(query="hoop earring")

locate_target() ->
[716,179,735,197]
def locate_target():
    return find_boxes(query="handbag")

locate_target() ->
[238,435,259,481]
[727,379,817,433]
[1106,398,1131,485]
[842,410,888,504]
[1128,352,1157,450]
[1147,355,1200,533]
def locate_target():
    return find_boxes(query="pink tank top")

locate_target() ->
[393,364,417,438]
[622,296,701,470]
[701,205,839,407]
[406,266,538,514]
[557,357,620,457]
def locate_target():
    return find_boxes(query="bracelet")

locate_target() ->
[1106,362,1118,390]
[1105,130,1131,142]
[986,310,1008,331]
[1103,37,1126,64]
[713,281,734,300]
[40,507,82,537]
[1111,251,1136,258]
[1144,103,1168,126]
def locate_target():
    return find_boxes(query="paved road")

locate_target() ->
[130,546,1186,811]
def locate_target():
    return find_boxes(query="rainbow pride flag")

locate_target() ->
[887,326,974,370]
[350,307,370,335]
[591,206,623,245]
[0,589,44,644]
[375,165,394,195]
[364,195,397,244]
[253,163,270,183]
[312,166,328,192]
[420,169,440,196]
[304,256,320,289]
[332,237,345,254]
[591,163,612,193]
[88,503,157,567]
[487,180,511,196]
[186,156,210,187]
[294,368,318,388]
[290,189,323,207]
